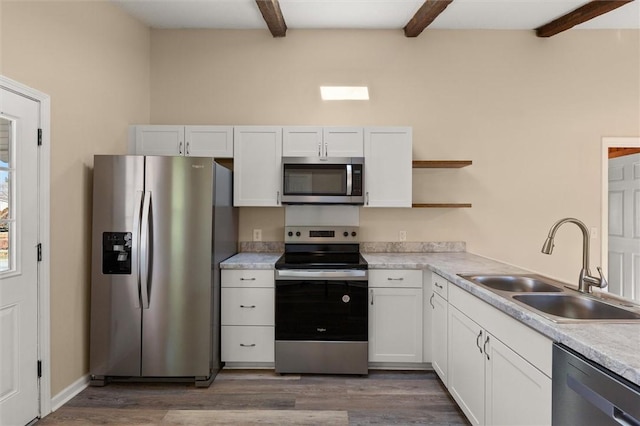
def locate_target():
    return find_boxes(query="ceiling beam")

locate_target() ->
[404,0,454,37]
[255,0,287,37]
[535,0,634,37]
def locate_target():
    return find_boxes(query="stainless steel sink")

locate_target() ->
[512,293,640,321]
[461,274,563,293]
[458,273,640,323]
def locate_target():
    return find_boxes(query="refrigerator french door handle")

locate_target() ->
[132,190,144,309]
[140,191,152,309]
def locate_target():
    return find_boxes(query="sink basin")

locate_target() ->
[512,294,640,321]
[461,275,563,293]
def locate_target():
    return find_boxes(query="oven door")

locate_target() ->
[275,270,368,342]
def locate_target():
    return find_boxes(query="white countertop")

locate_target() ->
[221,251,640,386]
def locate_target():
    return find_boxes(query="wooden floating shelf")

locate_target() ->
[412,160,472,168]
[412,203,472,208]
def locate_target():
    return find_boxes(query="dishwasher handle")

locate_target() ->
[568,375,640,426]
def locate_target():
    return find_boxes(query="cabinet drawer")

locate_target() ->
[221,326,274,363]
[369,269,422,288]
[432,272,449,299]
[222,288,274,326]
[222,269,274,288]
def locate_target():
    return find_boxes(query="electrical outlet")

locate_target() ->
[253,229,262,242]
[399,231,407,242]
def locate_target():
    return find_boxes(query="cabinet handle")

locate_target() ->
[240,277,256,281]
[186,141,190,155]
[240,305,256,308]
[435,282,443,289]
[277,191,280,205]
[318,142,322,157]
[366,192,369,206]
[476,330,483,354]
[240,343,256,347]
[387,277,404,281]
[370,289,374,306]
[178,141,183,155]
[430,293,435,309]
[484,335,490,360]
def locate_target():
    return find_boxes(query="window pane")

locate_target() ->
[0,117,10,168]
[0,222,9,272]
[0,170,9,220]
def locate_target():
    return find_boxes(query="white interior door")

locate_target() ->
[608,153,640,302]
[0,88,40,425]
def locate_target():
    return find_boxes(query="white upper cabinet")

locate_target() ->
[185,126,233,157]
[324,127,363,157]
[233,126,282,207]
[130,125,233,158]
[364,127,412,207]
[282,126,363,158]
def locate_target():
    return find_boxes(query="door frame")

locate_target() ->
[0,75,51,418]
[600,136,640,283]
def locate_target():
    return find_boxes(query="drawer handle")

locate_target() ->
[240,305,256,308]
[387,277,404,281]
[240,277,256,281]
[240,343,256,347]
[435,282,443,289]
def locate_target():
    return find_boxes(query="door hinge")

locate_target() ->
[37,128,42,146]
[37,243,42,262]
[37,360,42,378]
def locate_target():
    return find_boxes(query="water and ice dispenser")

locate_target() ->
[102,232,132,274]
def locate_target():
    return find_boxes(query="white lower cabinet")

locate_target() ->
[447,282,552,426]
[430,290,448,385]
[368,270,423,363]
[221,269,275,365]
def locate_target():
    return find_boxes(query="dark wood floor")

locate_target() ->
[38,369,469,425]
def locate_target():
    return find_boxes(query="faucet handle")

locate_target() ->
[596,266,608,290]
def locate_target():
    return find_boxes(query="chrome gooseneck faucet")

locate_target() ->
[541,218,607,293]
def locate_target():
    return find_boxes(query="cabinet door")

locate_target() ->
[185,126,233,158]
[431,292,448,385]
[368,287,423,363]
[233,126,282,206]
[485,335,551,426]
[282,126,323,157]
[448,306,485,426]
[324,127,363,157]
[364,127,412,207]
[133,125,184,156]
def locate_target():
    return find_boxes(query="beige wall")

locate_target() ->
[151,29,639,284]
[1,1,150,394]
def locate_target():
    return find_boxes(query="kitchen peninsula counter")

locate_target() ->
[221,251,640,386]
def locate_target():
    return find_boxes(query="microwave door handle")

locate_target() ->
[346,164,353,196]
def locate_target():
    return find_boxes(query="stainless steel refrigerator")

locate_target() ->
[89,155,238,387]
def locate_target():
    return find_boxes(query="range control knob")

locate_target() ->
[287,231,293,237]
[343,231,349,237]
[296,231,301,237]
[351,231,357,237]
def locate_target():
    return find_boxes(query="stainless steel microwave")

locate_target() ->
[281,157,364,205]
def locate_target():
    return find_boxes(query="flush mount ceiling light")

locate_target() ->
[320,86,369,101]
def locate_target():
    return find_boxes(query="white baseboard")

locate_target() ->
[50,374,90,412]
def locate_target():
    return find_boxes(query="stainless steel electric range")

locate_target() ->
[274,226,368,375]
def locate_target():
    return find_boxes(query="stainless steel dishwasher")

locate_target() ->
[553,344,640,426]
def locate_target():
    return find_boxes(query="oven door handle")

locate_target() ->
[275,269,368,280]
